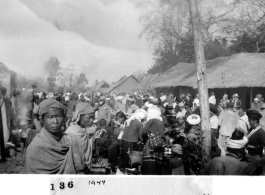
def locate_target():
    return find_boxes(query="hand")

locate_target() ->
[93,130,101,139]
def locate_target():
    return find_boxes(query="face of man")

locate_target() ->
[177,117,185,125]
[185,105,190,110]
[43,108,64,135]
[80,113,95,127]
[249,118,258,129]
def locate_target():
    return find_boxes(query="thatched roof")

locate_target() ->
[154,53,265,89]
[132,74,161,91]
[104,75,139,94]
[88,80,110,93]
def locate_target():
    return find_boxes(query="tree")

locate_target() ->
[188,0,211,162]
[44,56,61,92]
[133,0,236,74]
[76,73,89,93]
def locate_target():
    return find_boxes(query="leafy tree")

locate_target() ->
[44,56,61,92]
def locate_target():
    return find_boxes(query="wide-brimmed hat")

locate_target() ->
[186,114,201,125]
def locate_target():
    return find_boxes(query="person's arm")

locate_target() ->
[138,123,144,142]
[107,107,111,124]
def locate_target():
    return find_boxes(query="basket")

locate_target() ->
[128,151,143,164]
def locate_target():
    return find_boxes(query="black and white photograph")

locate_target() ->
[0,1,265,191]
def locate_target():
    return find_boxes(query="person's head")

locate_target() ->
[98,118,107,128]
[196,94,199,98]
[223,94,228,99]
[177,116,185,125]
[117,96,123,103]
[38,99,66,136]
[99,96,106,105]
[178,102,184,110]
[226,129,248,158]
[116,111,126,124]
[226,102,234,110]
[234,94,239,100]
[247,110,262,129]
[73,102,95,128]
[254,98,259,104]
[185,101,192,110]
[0,87,7,97]
[105,97,111,104]
[210,92,215,96]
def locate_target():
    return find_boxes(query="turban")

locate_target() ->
[187,114,201,126]
[254,98,259,102]
[116,96,123,100]
[160,95,167,101]
[149,96,154,100]
[176,112,185,119]
[147,107,162,121]
[178,102,184,107]
[172,144,183,154]
[152,98,159,104]
[72,102,94,123]
[125,109,147,126]
[100,96,106,100]
[226,136,248,149]
[37,99,66,117]
[145,102,153,108]
[246,110,262,121]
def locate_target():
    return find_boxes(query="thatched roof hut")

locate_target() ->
[104,75,139,94]
[154,53,265,89]
[88,80,110,93]
[131,74,161,92]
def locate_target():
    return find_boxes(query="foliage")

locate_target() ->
[44,56,61,92]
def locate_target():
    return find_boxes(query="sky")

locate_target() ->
[0,0,152,85]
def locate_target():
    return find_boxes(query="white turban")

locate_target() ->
[176,112,185,119]
[187,114,201,125]
[160,95,167,101]
[149,96,154,100]
[178,102,184,107]
[147,107,162,121]
[116,96,123,100]
[125,109,147,126]
[145,102,153,108]
[226,136,248,149]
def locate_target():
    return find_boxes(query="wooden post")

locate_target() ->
[188,0,211,161]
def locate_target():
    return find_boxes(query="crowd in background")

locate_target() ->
[1,87,265,175]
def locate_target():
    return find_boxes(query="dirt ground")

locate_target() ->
[0,149,26,174]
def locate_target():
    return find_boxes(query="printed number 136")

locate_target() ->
[51,181,74,190]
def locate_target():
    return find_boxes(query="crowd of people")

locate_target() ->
[1,87,265,175]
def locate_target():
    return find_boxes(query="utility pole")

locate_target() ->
[188,0,211,161]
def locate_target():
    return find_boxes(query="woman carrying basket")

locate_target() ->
[120,109,147,171]
[142,106,165,175]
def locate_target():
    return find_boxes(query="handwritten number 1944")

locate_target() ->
[50,181,74,190]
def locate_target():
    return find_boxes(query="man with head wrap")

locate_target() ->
[65,102,101,171]
[200,130,262,175]
[120,109,146,170]
[26,99,86,174]
[96,96,112,125]
[246,110,265,175]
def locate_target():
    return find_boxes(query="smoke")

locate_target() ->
[17,91,33,124]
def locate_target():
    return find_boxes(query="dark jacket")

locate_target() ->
[122,119,143,143]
